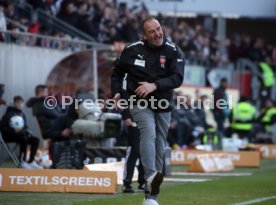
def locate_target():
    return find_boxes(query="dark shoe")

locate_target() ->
[122,185,134,193]
[146,171,163,195]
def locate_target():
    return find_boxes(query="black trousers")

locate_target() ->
[123,126,145,186]
[3,131,39,162]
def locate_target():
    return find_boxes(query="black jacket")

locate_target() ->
[213,86,228,113]
[111,39,185,112]
[26,97,61,118]
[47,113,77,141]
[0,106,28,136]
[26,97,62,139]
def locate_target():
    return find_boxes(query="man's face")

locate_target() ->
[143,19,164,47]
[39,88,48,97]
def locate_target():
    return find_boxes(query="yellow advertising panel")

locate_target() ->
[0,168,117,193]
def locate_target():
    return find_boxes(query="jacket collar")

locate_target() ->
[143,38,166,51]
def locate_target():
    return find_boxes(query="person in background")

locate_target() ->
[258,57,275,109]
[256,98,276,133]
[122,108,145,193]
[228,96,257,142]
[212,78,229,136]
[0,96,42,169]
[26,84,62,140]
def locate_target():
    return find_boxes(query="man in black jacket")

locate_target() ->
[212,78,229,135]
[111,16,184,205]
[0,96,42,169]
[26,84,62,140]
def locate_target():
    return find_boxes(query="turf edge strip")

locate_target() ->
[231,196,276,205]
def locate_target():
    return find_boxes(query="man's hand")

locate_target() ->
[124,118,133,126]
[61,128,71,137]
[169,123,176,129]
[135,82,157,98]
[113,93,121,110]
[113,93,121,101]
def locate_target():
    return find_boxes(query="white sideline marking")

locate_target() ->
[164,178,210,183]
[172,172,252,177]
[231,196,276,205]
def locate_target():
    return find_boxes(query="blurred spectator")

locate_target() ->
[75,2,97,38]
[212,78,229,137]
[228,34,244,62]
[248,38,265,62]
[168,94,191,148]
[27,0,50,10]
[256,98,276,133]
[47,104,77,142]
[195,94,213,129]
[26,84,62,140]
[120,17,140,43]
[0,95,43,169]
[57,1,78,26]
[5,2,14,19]
[228,96,257,141]
[168,94,206,148]
[209,39,220,67]
[257,56,275,109]
[104,25,121,44]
